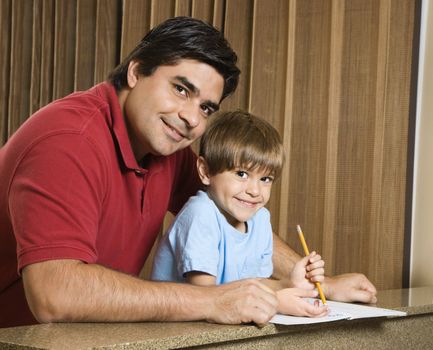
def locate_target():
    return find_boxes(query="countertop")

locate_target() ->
[0,286,432,349]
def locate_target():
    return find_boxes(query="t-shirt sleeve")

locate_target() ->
[167,197,220,277]
[167,147,202,215]
[257,208,274,278]
[9,133,107,272]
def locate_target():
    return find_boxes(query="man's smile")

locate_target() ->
[161,118,187,142]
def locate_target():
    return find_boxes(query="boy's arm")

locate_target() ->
[272,232,377,303]
[186,271,216,286]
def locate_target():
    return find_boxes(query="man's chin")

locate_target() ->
[153,145,189,157]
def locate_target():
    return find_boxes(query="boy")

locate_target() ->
[152,111,328,317]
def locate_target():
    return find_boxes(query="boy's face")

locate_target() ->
[119,59,224,160]
[198,158,274,232]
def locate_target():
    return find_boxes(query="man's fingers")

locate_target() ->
[256,281,276,295]
[361,279,378,295]
[351,289,377,304]
[243,280,278,325]
[210,279,278,325]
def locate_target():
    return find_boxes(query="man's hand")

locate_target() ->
[322,273,377,304]
[207,279,279,326]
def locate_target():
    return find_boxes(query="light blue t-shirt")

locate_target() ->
[151,190,273,284]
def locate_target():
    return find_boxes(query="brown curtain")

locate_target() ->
[0,0,419,290]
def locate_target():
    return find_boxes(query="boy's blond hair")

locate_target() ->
[199,110,285,177]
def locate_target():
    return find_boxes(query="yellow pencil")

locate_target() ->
[296,225,327,305]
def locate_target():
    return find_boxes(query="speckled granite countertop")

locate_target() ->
[0,286,432,350]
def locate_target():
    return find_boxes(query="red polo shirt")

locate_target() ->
[0,82,201,328]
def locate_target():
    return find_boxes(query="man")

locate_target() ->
[0,17,376,329]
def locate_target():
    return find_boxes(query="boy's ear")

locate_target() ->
[197,157,211,186]
[126,60,139,88]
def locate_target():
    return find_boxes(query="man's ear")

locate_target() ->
[197,157,211,186]
[126,61,140,88]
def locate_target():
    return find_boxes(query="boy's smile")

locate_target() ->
[198,158,274,232]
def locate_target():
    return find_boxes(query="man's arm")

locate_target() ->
[321,274,377,304]
[272,233,377,303]
[272,233,302,279]
[22,259,278,325]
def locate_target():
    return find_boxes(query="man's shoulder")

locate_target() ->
[41,82,113,128]
[0,83,118,168]
[27,83,116,144]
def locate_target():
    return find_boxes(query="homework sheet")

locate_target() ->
[270,299,407,325]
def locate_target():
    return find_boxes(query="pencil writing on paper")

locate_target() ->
[296,225,327,305]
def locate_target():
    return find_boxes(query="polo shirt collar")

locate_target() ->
[96,82,155,172]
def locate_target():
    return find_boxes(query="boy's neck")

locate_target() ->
[226,215,247,233]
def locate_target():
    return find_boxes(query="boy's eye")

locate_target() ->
[235,170,248,179]
[261,176,274,183]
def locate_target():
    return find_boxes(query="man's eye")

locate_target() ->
[236,171,248,179]
[174,84,187,96]
[200,104,212,117]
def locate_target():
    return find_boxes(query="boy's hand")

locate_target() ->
[276,288,328,317]
[288,252,325,290]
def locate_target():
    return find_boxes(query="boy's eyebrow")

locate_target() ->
[174,75,220,112]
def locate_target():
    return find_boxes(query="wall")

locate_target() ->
[411,0,433,287]
[0,0,419,290]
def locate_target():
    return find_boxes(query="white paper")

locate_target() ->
[269,299,407,325]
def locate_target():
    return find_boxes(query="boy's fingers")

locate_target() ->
[309,274,325,283]
[306,267,325,279]
[306,259,325,271]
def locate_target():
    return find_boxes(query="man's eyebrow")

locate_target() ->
[174,76,220,112]
[175,76,198,95]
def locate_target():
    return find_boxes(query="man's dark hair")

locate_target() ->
[108,16,240,101]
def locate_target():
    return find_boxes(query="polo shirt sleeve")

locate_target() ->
[167,147,202,215]
[9,133,107,272]
[167,196,220,277]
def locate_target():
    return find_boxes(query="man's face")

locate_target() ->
[120,59,224,160]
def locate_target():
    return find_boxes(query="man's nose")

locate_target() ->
[179,102,201,128]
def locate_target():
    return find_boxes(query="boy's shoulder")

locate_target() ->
[184,190,214,209]
[255,206,271,220]
[174,190,218,222]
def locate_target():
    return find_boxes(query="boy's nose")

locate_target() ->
[246,180,260,196]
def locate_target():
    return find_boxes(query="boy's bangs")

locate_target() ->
[232,144,284,177]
